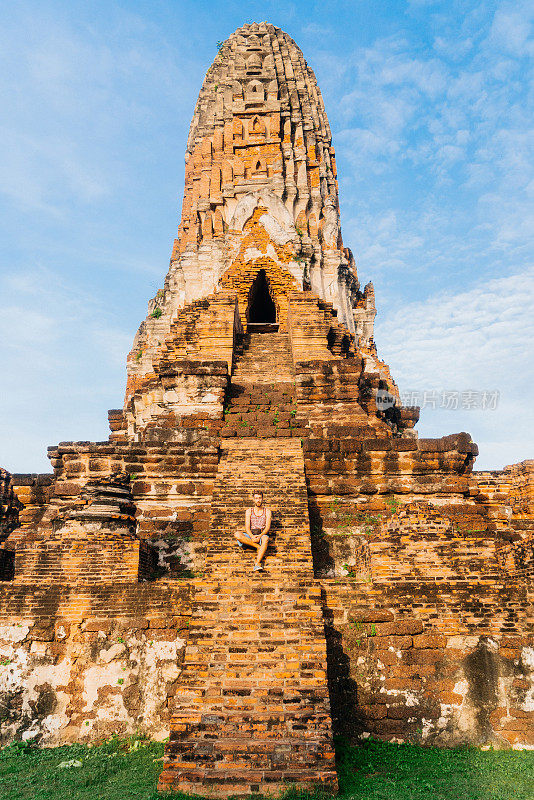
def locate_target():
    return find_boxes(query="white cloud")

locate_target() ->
[92,327,133,368]
[374,266,534,469]
[489,1,534,57]
[301,23,334,37]
[0,307,56,348]
[0,267,133,471]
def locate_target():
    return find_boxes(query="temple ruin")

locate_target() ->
[0,22,532,797]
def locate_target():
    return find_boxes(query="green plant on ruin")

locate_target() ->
[355,511,382,525]
[330,507,382,535]
[150,308,163,319]
[216,40,224,50]
[347,619,377,645]
[330,498,364,529]
[135,350,143,362]
[384,494,400,514]
[168,530,191,541]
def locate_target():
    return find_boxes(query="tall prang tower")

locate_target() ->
[0,22,532,799]
[124,22,388,440]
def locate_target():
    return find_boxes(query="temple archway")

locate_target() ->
[247,269,276,323]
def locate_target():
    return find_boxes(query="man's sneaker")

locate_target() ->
[236,540,243,548]
[253,564,263,572]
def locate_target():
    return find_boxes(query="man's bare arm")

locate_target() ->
[245,507,252,537]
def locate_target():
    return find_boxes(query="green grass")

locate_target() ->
[335,737,534,800]
[0,735,164,800]
[0,735,532,800]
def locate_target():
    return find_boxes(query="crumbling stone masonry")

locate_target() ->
[1,21,532,798]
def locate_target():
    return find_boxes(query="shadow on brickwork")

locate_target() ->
[321,588,363,739]
[463,639,500,742]
[308,497,335,577]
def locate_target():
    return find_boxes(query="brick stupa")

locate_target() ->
[0,22,532,798]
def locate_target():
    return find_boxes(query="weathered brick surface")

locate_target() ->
[220,330,304,439]
[321,579,533,747]
[161,580,336,796]
[0,469,22,541]
[0,583,191,745]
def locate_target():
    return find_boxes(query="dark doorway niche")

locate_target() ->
[247,269,276,323]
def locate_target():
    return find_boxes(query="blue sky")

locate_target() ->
[1,0,532,472]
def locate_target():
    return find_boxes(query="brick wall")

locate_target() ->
[10,474,54,528]
[0,583,191,745]
[321,579,533,748]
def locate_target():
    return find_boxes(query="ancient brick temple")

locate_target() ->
[1,21,533,797]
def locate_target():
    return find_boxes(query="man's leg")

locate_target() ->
[254,535,269,566]
[234,532,256,547]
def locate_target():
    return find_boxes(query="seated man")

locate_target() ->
[234,490,272,572]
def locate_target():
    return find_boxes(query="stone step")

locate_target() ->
[230,333,295,389]
[171,689,331,707]
[158,766,337,799]
[168,732,334,751]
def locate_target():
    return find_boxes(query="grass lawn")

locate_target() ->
[0,735,532,800]
[335,737,534,800]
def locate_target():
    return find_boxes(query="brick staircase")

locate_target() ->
[159,333,338,796]
[232,331,294,384]
[222,332,305,439]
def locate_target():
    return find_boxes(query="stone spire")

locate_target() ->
[141,23,364,328]
[165,22,359,324]
[124,22,379,425]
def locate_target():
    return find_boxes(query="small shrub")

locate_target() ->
[384,494,400,513]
